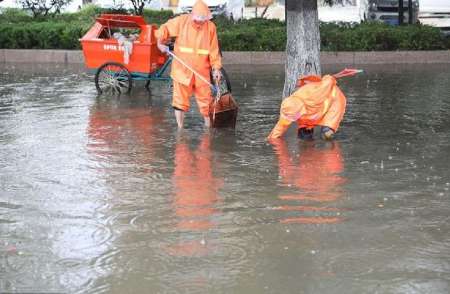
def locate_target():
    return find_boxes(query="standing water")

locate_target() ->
[1,63,450,293]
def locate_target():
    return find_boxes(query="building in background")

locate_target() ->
[419,0,450,36]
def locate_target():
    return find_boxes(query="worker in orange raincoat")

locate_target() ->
[267,74,347,141]
[156,0,222,129]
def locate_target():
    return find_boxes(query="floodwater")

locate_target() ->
[1,63,450,294]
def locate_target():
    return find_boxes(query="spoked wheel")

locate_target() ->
[95,62,132,94]
[211,67,232,95]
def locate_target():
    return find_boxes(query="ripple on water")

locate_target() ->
[51,220,113,258]
[159,279,216,294]
[56,258,95,293]
[91,245,170,280]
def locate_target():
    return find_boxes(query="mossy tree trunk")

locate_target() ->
[283,0,321,97]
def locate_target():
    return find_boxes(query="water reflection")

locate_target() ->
[87,96,164,166]
[167,132,223,257]
[271,140,347,224]
[2,63,450,293]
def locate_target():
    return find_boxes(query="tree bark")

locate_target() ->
[399,0,404,25]
[283,0,321,98]
[260,5,269,18]
[408,0,413,24]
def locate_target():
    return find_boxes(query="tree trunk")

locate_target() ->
[260,5,269,18]
[283,0,321,98]
[399,0,404,25]
[408,0,413,24]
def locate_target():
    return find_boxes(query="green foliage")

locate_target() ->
[0,22,89,49]
[17,0,72,18]
[320,22,447,51]
[0,8,33,23]
[143,9,174,25]
[0,9,448,51]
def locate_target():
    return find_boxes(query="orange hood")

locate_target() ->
[192,0,212,20]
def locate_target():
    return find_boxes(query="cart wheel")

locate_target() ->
[211,67,232,95]
[95,62,132,94]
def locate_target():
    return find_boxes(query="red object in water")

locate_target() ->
[332,68,363,79]
[209,93,238,128]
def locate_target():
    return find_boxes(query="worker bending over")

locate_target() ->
[268,74,347,141]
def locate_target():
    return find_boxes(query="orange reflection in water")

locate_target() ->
[87,103,164,172]
[88,108,158,149]
[271,140,347,224]
[167,133,223,256]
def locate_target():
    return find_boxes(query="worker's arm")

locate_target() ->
[208,22,222,80]
[156,16,181,52]
[267,95,303,140]
[267,117,292,140]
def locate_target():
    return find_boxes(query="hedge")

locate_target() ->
[0,7,448,51]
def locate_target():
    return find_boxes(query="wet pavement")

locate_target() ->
[1,63,450,293]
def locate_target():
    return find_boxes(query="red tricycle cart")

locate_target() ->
[80,14,172,94]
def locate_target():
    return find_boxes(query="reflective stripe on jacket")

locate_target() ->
[156,14,222,86]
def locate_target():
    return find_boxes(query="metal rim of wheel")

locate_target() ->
[95,62,132,94]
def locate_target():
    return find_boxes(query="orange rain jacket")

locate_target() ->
[155,0,222,86]
[268,75,346,140]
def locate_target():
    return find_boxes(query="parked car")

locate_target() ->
[177,0,245,20]
[359,0,419,25]
[419,0,450,37]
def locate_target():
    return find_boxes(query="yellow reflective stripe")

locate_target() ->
[178,47,209,55]
[179,47,194,53]
[197,49,209,55]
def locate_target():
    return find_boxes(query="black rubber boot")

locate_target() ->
[297,128,314,140]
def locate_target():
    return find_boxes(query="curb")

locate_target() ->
[1,49,449,65]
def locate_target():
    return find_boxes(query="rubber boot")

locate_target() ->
[297,128,314,140]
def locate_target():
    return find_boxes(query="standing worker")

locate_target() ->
[156,0,222,129]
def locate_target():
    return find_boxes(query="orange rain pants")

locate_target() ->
[156,1,222,117]
[172,77,211,117]
[268,75,346,140]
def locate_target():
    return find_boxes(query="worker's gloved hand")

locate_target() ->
[212,69,221,82]
[321,126,335,140]
[157,43,169,54]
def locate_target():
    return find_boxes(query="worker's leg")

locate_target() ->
[193,81,212,127]
[172,81,193,129]
[174,108,185,129]
[297,127,314,140]
[318,91,346,140]
[296,120,315,140]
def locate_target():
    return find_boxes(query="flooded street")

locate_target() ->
[1,63,450,293]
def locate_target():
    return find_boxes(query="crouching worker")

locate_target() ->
[156,0,222,129]
[268,71,354,141]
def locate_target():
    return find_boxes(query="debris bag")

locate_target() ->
[209,93,238,128]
